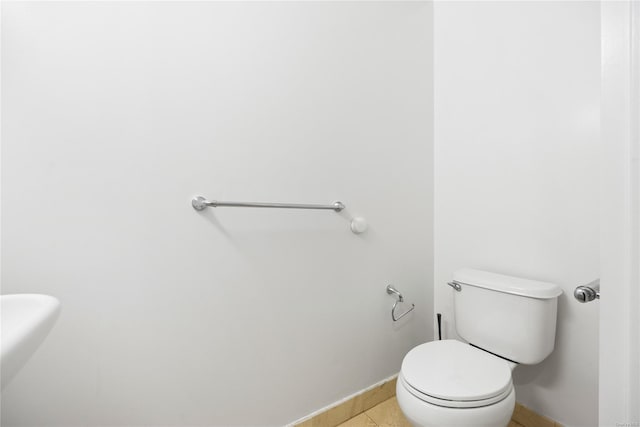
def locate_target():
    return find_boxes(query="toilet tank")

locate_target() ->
[452,268,563,365]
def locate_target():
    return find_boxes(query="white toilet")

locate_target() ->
[396,268,562,427]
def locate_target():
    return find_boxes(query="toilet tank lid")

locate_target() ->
[453,268,563,299]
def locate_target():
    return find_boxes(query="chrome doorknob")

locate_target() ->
[574,279,600,303]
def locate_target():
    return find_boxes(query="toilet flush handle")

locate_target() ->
[447,281,462,292]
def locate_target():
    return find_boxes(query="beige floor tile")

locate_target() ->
[337,413,379,427]
[294,377,397,427]
[365,397,412,427]
[512,403,555,427]
[509,421,525,427]
[295,397,364,427]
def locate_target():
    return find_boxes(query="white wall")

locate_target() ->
[1,2,433,426]
[599,2,640,425]
[433,2,599,426]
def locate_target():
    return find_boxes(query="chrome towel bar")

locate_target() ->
[192,196,345,212]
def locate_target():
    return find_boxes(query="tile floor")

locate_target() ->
[336,397,409,427]
[336,397,526,427]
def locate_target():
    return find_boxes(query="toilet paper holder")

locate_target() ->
[386,285,415,321]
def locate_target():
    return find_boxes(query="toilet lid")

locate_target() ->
[401,340,512,402]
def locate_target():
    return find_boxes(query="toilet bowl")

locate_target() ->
[396,340,516,427]
[395,268,563,427]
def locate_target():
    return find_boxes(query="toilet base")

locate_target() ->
[396,379,516,427]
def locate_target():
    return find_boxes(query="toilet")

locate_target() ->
[396,268,562,427]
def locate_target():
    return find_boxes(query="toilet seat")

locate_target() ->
[400,374,513,408]
[400,340,513,409]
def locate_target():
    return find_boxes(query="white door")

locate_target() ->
[599,1,640,425]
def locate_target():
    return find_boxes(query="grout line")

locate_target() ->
[364,413,378,426]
